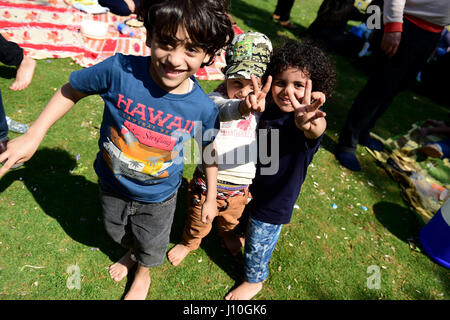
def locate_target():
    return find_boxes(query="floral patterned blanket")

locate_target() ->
[0,0,242,80]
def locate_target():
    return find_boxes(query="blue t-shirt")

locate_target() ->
[70,53,219,203]
[249,104,322,225]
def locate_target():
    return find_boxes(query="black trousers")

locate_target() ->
[338,19,441,153]
[98,0,140,16]
[0,34,23,66]
[273,0,295,22]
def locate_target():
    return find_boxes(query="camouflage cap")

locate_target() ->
[225,31,273,80]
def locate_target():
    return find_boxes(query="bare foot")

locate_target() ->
[123,0,136,12]
[225,281,262,300]
[124,265,151,300]
[10,56,36,91]
[277,20,297,30]
[221,231,244,256]
[109,251,136,282]
[167,243,191,266]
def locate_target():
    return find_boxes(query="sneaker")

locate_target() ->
[5,116,29,134]
[359,136,384,151]
[418,144,444,159]
[0,138,23,169]
[336,151,361,171]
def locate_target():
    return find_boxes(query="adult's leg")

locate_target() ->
[273,0,295,22]
[338,21,441,154]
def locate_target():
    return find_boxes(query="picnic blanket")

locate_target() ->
[0,0,243,80]
[367,126,450,224]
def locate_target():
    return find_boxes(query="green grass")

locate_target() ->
[0,0,449,300]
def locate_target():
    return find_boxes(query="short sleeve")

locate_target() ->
[69,54,116,95]
[201,104,220,146]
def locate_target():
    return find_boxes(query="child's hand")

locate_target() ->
[240,74,272,116]
[424,119,446,128]
[201,198,218,224]
[288,79,326,133]
[0,132,41,178]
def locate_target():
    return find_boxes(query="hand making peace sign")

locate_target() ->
[287,79,326,135]
[240,74,272,116]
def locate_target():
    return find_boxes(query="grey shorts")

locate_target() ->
[99,181,177,268]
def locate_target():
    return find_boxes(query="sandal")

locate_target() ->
[272,14,280,20]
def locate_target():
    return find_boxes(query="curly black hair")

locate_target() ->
[264,40,336,98]
[136,0,234,67]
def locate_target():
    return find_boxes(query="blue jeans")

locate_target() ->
[244,217,282,283]
[0,90,8,142]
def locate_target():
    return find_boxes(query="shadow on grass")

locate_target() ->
[0,65,16,80]
[168,177,245,287]
[373,201,450,298]
[229,0,306,44]
[0,147,124,263]
[373,201,423,243]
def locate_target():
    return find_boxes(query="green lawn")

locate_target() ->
[0,0,448,300]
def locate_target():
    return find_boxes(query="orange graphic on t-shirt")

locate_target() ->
[110,126,178,163]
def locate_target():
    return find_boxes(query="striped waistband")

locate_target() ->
[193,169,248,199]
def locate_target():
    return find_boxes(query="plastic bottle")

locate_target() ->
[113,21,134,37]
[5,116,29,134]
[431,183,449,201]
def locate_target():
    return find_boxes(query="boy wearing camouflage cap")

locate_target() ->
[168,32,273,266]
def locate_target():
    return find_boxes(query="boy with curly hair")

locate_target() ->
[226,41,336,300]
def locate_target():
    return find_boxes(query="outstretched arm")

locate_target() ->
[0,83,87,178]
[420,120,450,136]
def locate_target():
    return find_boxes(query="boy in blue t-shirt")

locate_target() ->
[226,41,336,300]
[0,0,234,300]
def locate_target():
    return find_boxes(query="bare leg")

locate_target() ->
[124,264,151,300]
[225,281,262,300]
[167,243,191,266]
[221,231,245,256]
[10,56,36,91]
[109,250,136,282]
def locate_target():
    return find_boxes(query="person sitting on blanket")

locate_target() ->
[98,0,140,16]
[418,119,450,159]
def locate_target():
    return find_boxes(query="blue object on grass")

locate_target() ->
[419,199,450,269]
